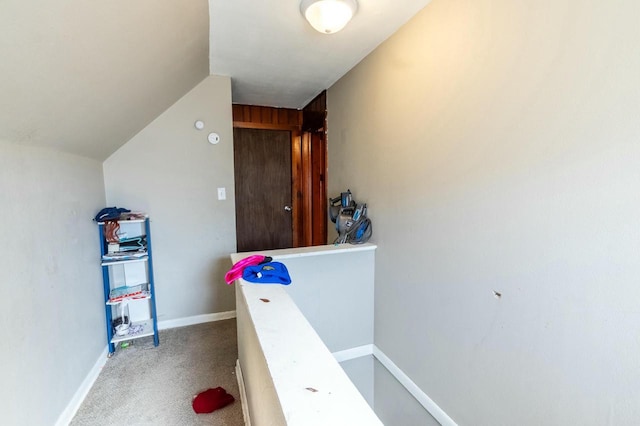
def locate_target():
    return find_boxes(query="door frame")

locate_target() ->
[232,119,306,247]
[232,103,327,248]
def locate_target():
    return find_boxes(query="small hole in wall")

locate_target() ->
[493,290,502,299]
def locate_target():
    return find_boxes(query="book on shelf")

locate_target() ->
[102,250,147,261]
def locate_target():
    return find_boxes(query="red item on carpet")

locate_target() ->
[192,387,235,414]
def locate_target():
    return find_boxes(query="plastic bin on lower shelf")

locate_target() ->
[110,320,155,344]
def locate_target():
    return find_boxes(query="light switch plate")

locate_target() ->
[217,187,226,200]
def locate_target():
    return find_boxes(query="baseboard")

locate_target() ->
[55,345,109,426]
[158,310,236,330]
[235,360,252,426]
[332,344,374,363]
[372,345,457,426]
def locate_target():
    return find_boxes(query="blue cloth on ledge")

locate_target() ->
[242,262,292,285]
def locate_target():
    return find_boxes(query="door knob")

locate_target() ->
[284,206,292,212]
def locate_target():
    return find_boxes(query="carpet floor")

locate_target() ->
[71,319,244,426]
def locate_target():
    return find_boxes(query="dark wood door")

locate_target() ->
[234,128,293,252]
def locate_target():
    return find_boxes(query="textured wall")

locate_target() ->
[104,75,237,321]
[328,0,640,424]
[0,142,106,425]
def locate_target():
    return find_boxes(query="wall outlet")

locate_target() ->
[217,187,226,200]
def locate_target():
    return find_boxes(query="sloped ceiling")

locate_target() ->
[209,0,432,108]
[0,0,432,160]
[0,0,209,160]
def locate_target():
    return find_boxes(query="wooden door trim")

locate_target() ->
[310,131,327,246]
[300,132,313,245]
[233,121,301,132]
[291,130,303,247]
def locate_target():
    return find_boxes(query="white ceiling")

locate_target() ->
[209,0,432,109]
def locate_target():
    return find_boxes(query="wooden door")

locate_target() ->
[234,128,293,252]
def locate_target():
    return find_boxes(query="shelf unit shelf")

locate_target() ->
[98,217,159,355]
[97,218,146,225]
[110,320,155,344]
[101,256,148,266]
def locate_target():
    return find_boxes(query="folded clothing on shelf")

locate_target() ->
[102,250,147,261]
[117,236,147,252]
[109,284,147,302]
[94,206,131,222]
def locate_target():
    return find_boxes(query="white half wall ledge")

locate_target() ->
[236,279,382,425]
[233,243,457,425]
[157,310,236,330]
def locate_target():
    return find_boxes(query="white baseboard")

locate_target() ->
[55,345,109,426]
[372,345,457,426]
[235,360,252,426]
[158,310,236,330]
[332,344,374,363]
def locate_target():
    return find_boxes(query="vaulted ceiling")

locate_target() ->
[0,0,210,160]
[0,0,430,160]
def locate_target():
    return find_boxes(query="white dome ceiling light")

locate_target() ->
[300,0,358,34]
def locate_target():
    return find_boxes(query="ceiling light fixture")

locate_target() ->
[300,0,358,34]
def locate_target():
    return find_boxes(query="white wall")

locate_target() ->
[0,141,106,425]
[282,246,375,352]
[103,75,237,321]
[328,0,640,424]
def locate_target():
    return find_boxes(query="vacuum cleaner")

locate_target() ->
[329,189,372,244]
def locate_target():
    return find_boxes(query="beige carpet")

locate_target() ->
[71,319,244,426]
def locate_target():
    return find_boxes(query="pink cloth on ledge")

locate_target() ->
[224,255,266,284]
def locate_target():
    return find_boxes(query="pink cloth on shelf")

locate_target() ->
[224,255,266,284]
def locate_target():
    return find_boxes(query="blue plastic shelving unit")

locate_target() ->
[98,217,160,355]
